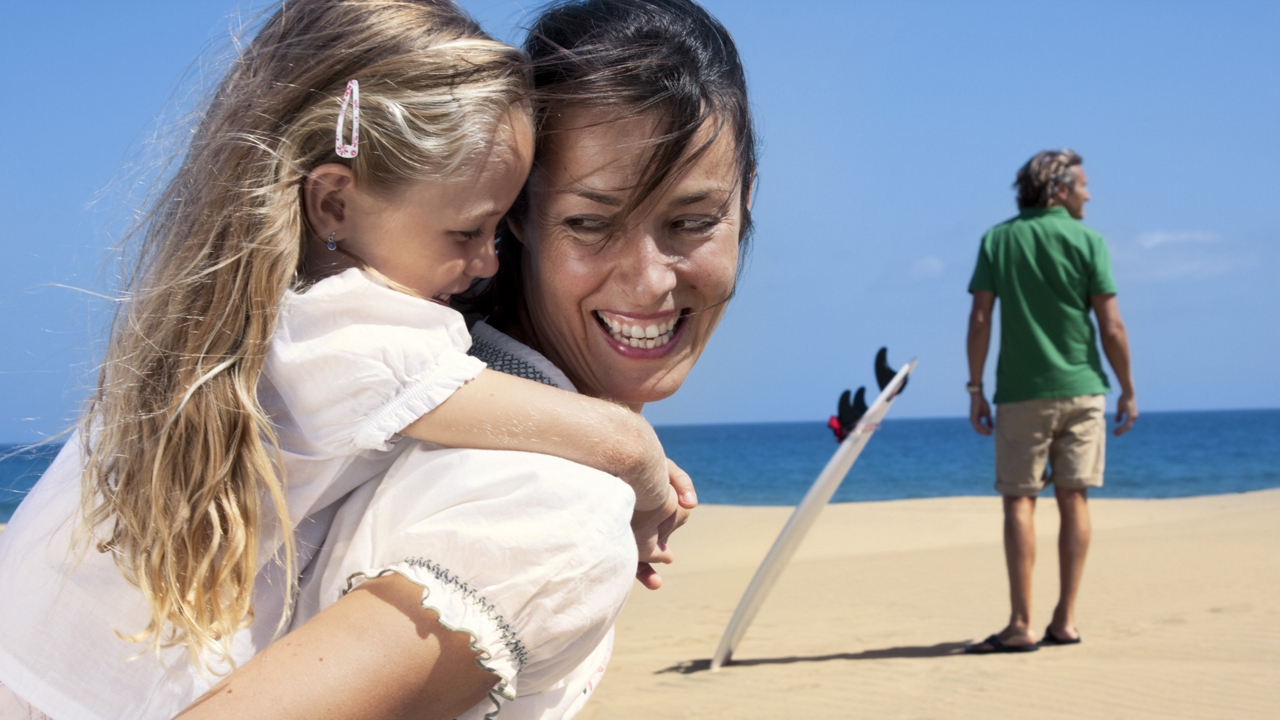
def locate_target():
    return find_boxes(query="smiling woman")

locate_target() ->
[473,0,758,414]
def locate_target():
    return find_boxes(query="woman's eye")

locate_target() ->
[671,217,720,235]
[454,228,487,241]
[564,216,611,234]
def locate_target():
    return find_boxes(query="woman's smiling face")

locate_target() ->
[511,108,744,409]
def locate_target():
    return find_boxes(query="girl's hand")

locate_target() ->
[666,457,698,509]
[632,460,698,590]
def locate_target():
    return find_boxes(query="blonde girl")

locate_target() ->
[0,2,684,718]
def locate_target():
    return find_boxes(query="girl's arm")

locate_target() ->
[402,368,672,511]
[177,575,496,720]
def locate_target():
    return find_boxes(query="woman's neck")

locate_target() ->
[491,305,645,412]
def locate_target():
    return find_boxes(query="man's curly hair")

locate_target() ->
[1014,149,1083,210]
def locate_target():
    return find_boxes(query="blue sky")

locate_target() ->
[2,1,1277,442]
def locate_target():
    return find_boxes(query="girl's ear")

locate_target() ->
[304,164,357,239]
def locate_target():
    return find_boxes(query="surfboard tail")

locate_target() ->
[711,350,917,671]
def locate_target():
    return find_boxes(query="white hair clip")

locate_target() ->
[335,79,360,159]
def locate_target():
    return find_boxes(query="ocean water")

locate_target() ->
[655,409,1280,505]
[1,443,63,524]
[2,409,1278,522]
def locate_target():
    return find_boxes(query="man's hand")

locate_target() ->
[966,290,996,435]
[1091,294,1137,437]
[970,393,993,435]
[1114,392,1138,436]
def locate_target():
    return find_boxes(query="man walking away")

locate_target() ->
[964,149,1136,654]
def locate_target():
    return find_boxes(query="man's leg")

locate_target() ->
[1000,494,1038,646]
[1050,485,1090,640]
[970,397,1054,652]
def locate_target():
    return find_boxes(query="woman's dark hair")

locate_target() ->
[462,0,757,328]
[1014,148,1083,210]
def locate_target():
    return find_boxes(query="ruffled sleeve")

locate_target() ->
[266,269,486,457]
[292,447,638,718]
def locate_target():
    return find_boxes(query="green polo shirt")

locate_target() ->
[968,206,1117,404]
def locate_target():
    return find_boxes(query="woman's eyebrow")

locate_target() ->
[670,188,732,208]
[670,191,712,207]
[565,187,732,208]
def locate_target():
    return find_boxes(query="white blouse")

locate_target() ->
[0,269,485,720]
[292,321,638,720]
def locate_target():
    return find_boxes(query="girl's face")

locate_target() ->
[307,110,534,301]
[512,109,744,409]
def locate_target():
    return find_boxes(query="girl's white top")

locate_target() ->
[291,320,638,720]
[0,269,488,719]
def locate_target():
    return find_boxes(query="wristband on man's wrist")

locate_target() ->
[965,382,984,395]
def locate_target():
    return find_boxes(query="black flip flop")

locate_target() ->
[964,633,1040,654]
[1041,625,1082,646]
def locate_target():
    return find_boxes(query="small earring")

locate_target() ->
[326,231,337,251]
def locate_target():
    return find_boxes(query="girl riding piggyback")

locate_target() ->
[0,2,686,718]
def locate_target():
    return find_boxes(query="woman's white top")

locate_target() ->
[291,320,638,720]
[0,269,486,719]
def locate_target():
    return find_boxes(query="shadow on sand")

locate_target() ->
[656,641,971,675]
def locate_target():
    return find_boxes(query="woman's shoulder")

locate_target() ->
[467,322,576,392]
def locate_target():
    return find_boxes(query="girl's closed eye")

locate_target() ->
[455,228,488,241]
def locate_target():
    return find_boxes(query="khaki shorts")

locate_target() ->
[995,394,1106,497]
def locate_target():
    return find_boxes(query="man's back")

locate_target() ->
[969,206,1116,403]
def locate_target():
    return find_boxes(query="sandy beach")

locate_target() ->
[2,489,1274,718]
[580,489,1280,720]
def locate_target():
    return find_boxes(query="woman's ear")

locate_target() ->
[745,171,758,212]
[304,164,356,239]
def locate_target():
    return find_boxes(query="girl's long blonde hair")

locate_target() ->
[82,0,526,670]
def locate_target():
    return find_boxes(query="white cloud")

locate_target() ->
[909,255,945,280]
[1113,231,1238,281]
[1136,231,1221,249]
[1140,258,1235,281]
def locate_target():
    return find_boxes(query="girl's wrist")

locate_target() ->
[621,415,668,511]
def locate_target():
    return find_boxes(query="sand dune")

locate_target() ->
[580,490,1280,720]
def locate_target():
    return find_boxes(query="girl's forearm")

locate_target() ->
[401,369,668,509]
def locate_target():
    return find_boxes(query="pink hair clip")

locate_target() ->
[335,79,360,159]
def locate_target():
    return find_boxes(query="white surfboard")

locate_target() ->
[709,357,917,671]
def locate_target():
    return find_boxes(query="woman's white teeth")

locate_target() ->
[600,313,678,348]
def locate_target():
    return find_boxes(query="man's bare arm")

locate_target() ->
[967,291,996,435]
[1090,293,1137,435]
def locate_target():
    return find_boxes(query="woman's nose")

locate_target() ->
[617,231,678,301]
[469,236,499,279]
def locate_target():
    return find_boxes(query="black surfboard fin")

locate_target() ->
[828,386,868,443]
[875,347,908,395]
